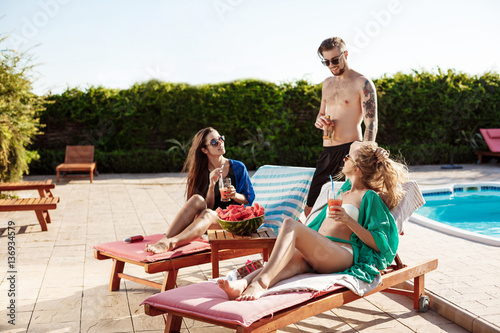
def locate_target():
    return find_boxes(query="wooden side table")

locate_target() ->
[207,228,277,278]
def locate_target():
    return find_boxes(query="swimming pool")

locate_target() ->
[411,183,500,246]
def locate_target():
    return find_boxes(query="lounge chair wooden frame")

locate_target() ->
[56,145,97,183]
[0,197,60,231]
[94,247,270,292]
[143,255,438,333]
[474,151,500,164]
[0,179,55,198]
[0,180,58,231]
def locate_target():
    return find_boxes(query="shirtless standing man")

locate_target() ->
[304,37,378,217]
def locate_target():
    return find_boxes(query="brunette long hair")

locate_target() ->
[183,127,216,199]
[354,142,409,210]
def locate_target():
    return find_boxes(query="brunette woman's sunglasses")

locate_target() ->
[206,135,225,148]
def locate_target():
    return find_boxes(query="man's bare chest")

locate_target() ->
[323,82,360,106]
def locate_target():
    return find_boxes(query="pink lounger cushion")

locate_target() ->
[480,128,500,152]
[93,235,211,262]
[141,281,343,327]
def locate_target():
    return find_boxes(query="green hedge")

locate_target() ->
[30,69,500,174]
[374,69,500,148]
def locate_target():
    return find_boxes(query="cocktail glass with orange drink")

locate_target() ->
[220,178,232,202]
[327,187,343,212]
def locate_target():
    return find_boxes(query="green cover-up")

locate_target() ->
[307,181,399,283]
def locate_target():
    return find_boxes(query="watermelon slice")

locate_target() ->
[216,203,265,221]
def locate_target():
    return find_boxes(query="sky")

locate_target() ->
[1,0,499,96]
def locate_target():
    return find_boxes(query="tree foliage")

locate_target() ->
[0,36,47,181]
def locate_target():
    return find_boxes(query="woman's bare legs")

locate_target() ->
[219,218,354,300]
[146,195,219,253]
[165,195,207,237]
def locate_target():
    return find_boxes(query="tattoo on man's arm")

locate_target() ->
[364,121,375,141]
[362,80,376,119]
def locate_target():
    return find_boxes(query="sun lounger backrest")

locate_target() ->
[64,145,95,163]
[305,180,425,235]
[390,181,425,233]
[480,128,500,152]
[251,165,314,232]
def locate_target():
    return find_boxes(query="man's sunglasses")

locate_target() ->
[321,52,345,67]
[206,135,225,148]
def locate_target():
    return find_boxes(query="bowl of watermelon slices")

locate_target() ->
[215,203,265,235]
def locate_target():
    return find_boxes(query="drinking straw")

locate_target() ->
[329,175,334,193]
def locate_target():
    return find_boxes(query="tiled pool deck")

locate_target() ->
[1,163,499,332]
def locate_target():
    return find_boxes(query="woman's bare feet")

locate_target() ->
[145,237,176,254]
[237,279,268,301]
[217,278,268,301]
[217,279,247,300]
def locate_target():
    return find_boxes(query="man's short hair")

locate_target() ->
[317,37,346,58]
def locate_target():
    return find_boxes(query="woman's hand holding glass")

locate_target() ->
[327,205,355,225]
[225,185,236,200]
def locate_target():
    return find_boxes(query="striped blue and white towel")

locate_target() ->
[251,165,315,235]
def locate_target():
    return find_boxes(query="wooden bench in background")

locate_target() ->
[0,179,55,198]
[56,145,98,183]
[0,197,60,231]
[0,180,59,231]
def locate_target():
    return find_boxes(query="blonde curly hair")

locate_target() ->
[352,142,409,210]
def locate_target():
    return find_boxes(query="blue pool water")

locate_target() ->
[416,187,500,239]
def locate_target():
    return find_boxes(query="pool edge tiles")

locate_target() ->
[412,182,500,247]
[410,213,500,247]
[421,182,500,198]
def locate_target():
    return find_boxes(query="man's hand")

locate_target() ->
[315,115,333,130]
